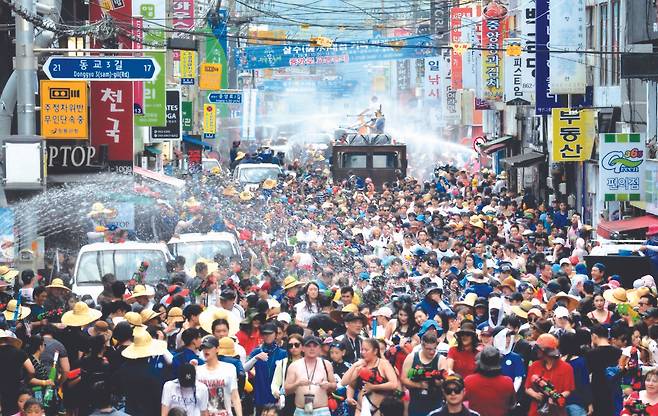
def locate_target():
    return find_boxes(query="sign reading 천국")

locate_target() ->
[599,133,646,202]
[235,36,434,70]
[43,57,159,81]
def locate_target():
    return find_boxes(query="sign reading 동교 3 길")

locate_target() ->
[598,133,646,202]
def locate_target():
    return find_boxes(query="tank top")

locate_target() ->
[409,351,443,413]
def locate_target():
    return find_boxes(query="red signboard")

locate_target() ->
[90,82,134,170]
[89,0,132,49]
[450,7,473,90]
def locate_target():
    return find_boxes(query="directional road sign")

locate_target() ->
[44,56,161,81]
[208,91,243,104]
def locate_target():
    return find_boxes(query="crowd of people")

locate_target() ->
[1,159,658,416]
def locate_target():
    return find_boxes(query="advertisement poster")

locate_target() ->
[203,104,216,139]
[450,7,473,90]
[599,133,646,202]
[551,108,595,162]
[151,90,182,141]
[503,39,531,105]
[180,50,196,85]
[200,63,222,90]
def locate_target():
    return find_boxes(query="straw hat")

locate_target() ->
[628,287,651,307]
[140,309,162,323]
[88,202,112,217]
[124,311,144,327]
[510,300,534,319]
[239,191,254,201]
[3,299,30,321]
[199,306,240,336]
[61,302,102,327]
[262,178,277,190]
[469,215,485,229]
[603,287,629,305]
[46,278,71,291]
[235,151,246,161]
[545,292,579,312]
[217,336,236,356]
[126,285,153,301]
[455,293,478,309]
[166,307,185,325]
[330,303,359,323]
[223,186,238,197]
[0,329,21,348]
[500,276,517,292]
[283,276,304,290]
[0,266,18,283]
[121,327,168,359]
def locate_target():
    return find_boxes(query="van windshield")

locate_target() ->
[238,167,281,183]
[76,250,168,284]
[170,241,236,265]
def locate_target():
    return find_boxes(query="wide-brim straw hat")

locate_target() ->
[223,186,238,197]
[140,309,162,323]
[199,306,240,336]
[628,287,651,307]
[166,307,185,325]
[3,299,30,321]
[0,266,18,283]
[546,291,580,312]
[603,287,629,305]
[46,278,71,291]
[88,202,113,217]
[61,301,102,327]
[262,178,277,190]
[122,327,168,359]
[454,293,478,309]
[283,276,304,290]
[239,191,254,201]
[126,285,154,301]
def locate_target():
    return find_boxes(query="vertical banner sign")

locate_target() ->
[40,80,88,139]
[203,104,216,139]
[134,0,166,127]
[450,7,473,90]
[397,60,411,91]
[551,108,595,162]
[132,16,144,115]
[182,101,193,131]
[549,0,586,94]
[171,0,194,62]
[440,50,461,123]
[504,39,531,105]
[151,90,182,141]
[461,14,480,90]
[90,81,134,170]
[424,57,441,100]
[0,208,14,263]
[599,133,646,202]
[535,0,558,115]
[430,0,450,45]
[199,63,222,90]
[180,50,196,85]
[520,0,537,104]
[481,16,507,101]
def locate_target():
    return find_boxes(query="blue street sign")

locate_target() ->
[181,78,195,85]
[208,91,243,104]
[43,56,160,81]
[203,133,216,139]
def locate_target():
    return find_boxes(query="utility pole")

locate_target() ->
[15,0,37,135]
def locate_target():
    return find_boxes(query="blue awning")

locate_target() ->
[183,135,213,149]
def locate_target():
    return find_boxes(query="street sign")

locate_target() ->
[43,56,160,81]
[208,91,242,104]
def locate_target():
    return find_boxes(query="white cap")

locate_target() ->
[559,257,571,266]
[553,238,566,246]
[372,306,393,319]
[554,306,570,319]
[277,312,291,324]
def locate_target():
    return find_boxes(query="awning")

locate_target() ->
[183,135,213,149]
[144,145,161,155]
[479,136,514,154]
[133,166,185,189]
[597,214,658,239]
[501,151,546,168]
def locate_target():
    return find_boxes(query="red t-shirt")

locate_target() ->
[464,374,515,416]
[236,329,261,356]
[525,359,576,416]
[448,347,478,379]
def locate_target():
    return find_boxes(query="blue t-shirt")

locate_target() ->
[171,348,204,372]
[500,351,525,381]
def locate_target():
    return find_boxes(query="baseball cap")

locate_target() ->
[260,323,277,334]
[200,335,219,350]
[554,306,570,319]
[303,335,322,346]
[536,333,560,357]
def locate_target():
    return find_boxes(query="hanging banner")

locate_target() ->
[171,0,194,39]
[182,101,193,131]
[203,104,216,139]
[440,50,461,123]
[520,0,536,104]
[551,108,595,162]
[424,57,441,100]
[90,81,134,171]
[200,63,222,90]
[599,133,646,202]
[549,0,586,94]
[180,50,196,85]
[132,16,144,115]
[461,13,481,91]
[450,7,473,90]
[89,0,132,49]
[503,39,531,105]
[430,0,450,45]
[133,0,166,127]
[481,16,507,101]
[151,90,182,141]
[40,80,88,139]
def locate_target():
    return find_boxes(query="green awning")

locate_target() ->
[478,136,514,154]
[144,145,161,155]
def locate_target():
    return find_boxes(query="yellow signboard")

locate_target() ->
[552,108,595,162]
[203,104,216,136]
[199,63,222,90]
[180,50,196,83]
[40,80,88,139]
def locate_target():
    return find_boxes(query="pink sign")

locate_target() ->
[171,0,194,61]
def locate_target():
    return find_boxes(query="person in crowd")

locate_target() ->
[446,321,479,379]
[463,346,516,416]
[197,335,242,416]
[248,323,287,413]
[401,332,446,416]
[588,324,623,416]
[428,375,480,416]
[162,363,209,416]
[272,334,304,416]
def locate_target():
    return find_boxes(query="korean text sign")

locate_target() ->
[200,63,222,90]
[599,133,646,202]
[203,104,216,139]
[424,57,441,100]
[40,81,88,139]
[482,16,507,101]
[551,108,595,162]
[90,81,134,165]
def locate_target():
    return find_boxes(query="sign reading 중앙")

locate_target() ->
[599,133,646,202]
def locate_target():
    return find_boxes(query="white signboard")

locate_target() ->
[549,0,586,94]
[599,133,646,202]
[461,16,479,91]
[440,50,461,123]
[424,57,441,100]
[504,38,531,105]
[520,0,536,103]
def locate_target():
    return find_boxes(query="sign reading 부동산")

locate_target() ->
[599,133,646,202]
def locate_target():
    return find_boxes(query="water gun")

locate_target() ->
[618,303,641,324]
[358,367,384,384]
[406,367,447,382]
[622,397,649,416]
[10,292,22,330]
[43,351,59,407]
[530,375,566,407]
[128,261,150,289]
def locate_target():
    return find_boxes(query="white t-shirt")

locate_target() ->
[161,380,209,416]
[196,362,238,416]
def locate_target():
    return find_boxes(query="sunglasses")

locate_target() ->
[443,387,463,395]
[289,343,301,348]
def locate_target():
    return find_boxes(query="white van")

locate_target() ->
[168,232,242,269]
[73,242,172,299]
